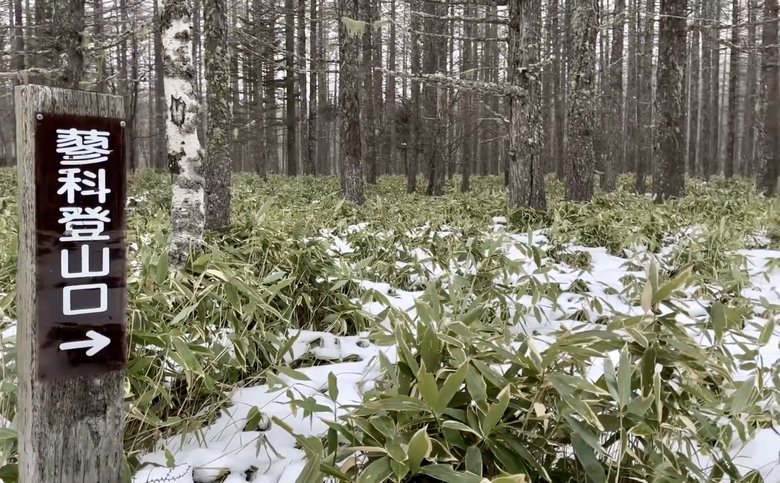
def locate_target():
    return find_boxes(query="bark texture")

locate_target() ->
[652,0,687,201]
[204,0,232,231]
[423,0,447,197]
[636,0,654,192]
[725,0,739,177]
[507,0,546,209]
[161,0,205,269]
[338,6,366,204]
[758,0,779,194]
[286,0,298,176]
[564,0,598,201]
[604,0,624,192]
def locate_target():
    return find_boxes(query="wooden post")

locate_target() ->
[16,85,127,483]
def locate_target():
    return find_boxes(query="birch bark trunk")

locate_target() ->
[161,0,205,269]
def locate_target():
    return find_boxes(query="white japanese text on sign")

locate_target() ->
[56,128,113,316]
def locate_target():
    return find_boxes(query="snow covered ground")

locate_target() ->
[129,222,780,483]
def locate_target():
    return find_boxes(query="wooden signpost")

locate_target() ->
[16,85,127,483]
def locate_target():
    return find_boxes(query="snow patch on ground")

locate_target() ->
[130,225,780,482]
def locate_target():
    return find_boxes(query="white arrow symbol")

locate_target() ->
[59,330,111,356]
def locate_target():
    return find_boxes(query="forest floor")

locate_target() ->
[1,172,780,483]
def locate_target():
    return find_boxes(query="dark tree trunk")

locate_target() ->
[742,0,758,176]
[653,0,687,201]
[564,0,598,201]
[604,0,624,192]
[636,0,654,193]
[204,0,232,231]
[338,4,365,204]
[286,0,298,176]
[507,0,547,209]
[687,0,700,176]
[407,13,421,193]
[725,0,740,177]
[757,0,779,194]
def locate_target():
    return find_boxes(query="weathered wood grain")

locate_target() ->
[16,84,125,483]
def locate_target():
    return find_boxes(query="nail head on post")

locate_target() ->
[36,114,43,121]
[120,121,126,127]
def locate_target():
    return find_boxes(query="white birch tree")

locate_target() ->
[160,0,205,269]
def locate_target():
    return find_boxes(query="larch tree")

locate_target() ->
[708,0,721,178]
[161,0,205,269]
[636,0,654,192]
[60,0,85,88]
[725,0,739,177]
[653,0,687,201]
[700,0,713,179]
[553,0,565,179]
[362,0,378,184]
[407,11,422,194]
[308,0,319,175]
[338,5,366,204]
[507,0,547,209]
[422,2,447,197]
[742,0,759,175]
[460,6,475,194]
[300,0,313,175]
[564,0,598,201]
[204,0,232,232]
[687,0,700,176]
[604,0,624,193]
[286,0,298,176]
[758,0,779,194]
[384,0,398,175]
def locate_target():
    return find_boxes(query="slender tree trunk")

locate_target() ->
[407,13,421,193]
[317,7,329,175]
[700,0,712,178]
[554,0,565,179]
[742,0,758,176]
[94,0,106,93]
[653,0,687,200]
[265,9,279,174]
[252,0,267,179]
[286,0,298,175]
[161,0,205,269]
[129,26,140,171]
[636,0,654,192]
[372,0,384,175]
[508,0,547,209]
[384,0,398,174]
[564,0,598,201]
[204,0,232,231]
[423,0,447,196]
[604,0,624,192]
[626,0,638,178]
[119,0,131,166]
[709,0,722,178]
[757,0,779,194]
[339,3,365,203]
[299,0,314,175]
[725,0,740,177]
[230,7,242,171]
[154,0,168,170]
[543,0,554,174]
[687,0,700,176]
[487,5,500,176]
[460,6,474,193]
[193,0,205,143]
[61,0,85,88]
[362,0,378,184]
[308,0,318,175]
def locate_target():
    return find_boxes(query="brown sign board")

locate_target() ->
[34,112,127,381]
